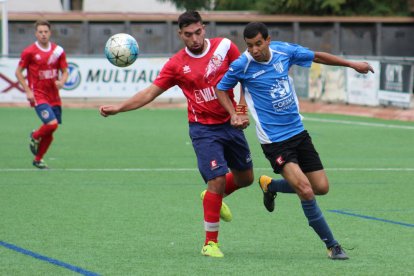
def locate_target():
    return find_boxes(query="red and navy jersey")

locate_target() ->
[18,42,68,106]
[153,38,240,124]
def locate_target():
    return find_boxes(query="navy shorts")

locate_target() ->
[35,103,62,124]
[189,121,253,183]
[261,130,323,174]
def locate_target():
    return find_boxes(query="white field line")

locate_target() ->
[0,167,413,172]
[304,117,414,130]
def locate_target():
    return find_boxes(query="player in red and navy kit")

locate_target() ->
[100,11,254,257]
[16,20,68,169]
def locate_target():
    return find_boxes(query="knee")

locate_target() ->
[235,170,254,188]
[314,185,329,195]
[46,122,58,134]
[296,181,315,200]
[313,181,330,195]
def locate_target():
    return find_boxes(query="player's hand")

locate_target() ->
[55,80,64,89]
[352,61,374,74]
[26,89,35,105]
[231,104,250,129]
[99,105,119,117]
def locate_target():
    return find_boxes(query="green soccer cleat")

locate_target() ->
[201,241,224,258]
[32,159,49,169]
[29,130,40,156]
[327,244,349,260]
[258,175,277,212]
[200,190,232,222]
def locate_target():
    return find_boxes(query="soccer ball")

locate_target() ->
[104,33,139,67]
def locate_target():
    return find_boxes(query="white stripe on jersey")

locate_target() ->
[48,46,64,65]
[244,87,272,144]
[204,38,232,80]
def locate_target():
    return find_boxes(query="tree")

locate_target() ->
[255,0,410,16]
[157,0,212,10]
[158,0,411,15]
[214,0,256,11]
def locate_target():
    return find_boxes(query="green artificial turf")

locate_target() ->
[0,107,413,275]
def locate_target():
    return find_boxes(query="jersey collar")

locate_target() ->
[35,41,51,52]
[185,39,211,58]
[245,47,273,65]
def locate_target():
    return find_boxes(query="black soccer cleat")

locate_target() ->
[32,159,49,169]
[327,244,349,260]
[29,130,40,155]
[258,175,277,212]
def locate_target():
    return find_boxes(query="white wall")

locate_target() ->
[83,0,182,12]
[6,0,63,12]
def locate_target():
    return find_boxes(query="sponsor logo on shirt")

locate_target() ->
[252,70,265,78]
[38,69,58,80]
[183,65,191,74]
[194,86,217,103]
[269,78,295,112]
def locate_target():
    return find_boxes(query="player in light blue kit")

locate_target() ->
[216,22,374,260]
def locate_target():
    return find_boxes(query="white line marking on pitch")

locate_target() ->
[0,167,413,172]
[304,117,414,130]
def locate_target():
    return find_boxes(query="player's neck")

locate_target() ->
[37,41,50,50]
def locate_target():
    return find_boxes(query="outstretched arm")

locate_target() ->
[313,52,374,74]
[100,84,165,117]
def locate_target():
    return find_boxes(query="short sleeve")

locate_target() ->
[153,58,177,91]
[18,48,31,68]
[216,58,243,92]
[290,43,314,68]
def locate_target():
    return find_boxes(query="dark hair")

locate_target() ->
[243,22,269,40]
[178,10,202,29]
[34,20,51,30]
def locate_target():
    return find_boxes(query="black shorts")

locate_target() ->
[260,130,323,174]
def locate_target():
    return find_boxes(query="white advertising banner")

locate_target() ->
[346,60,380,106]
[0,57,186,102]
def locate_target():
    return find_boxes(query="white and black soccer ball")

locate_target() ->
[104,33,139,67]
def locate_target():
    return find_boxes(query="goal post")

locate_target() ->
[0,0,9,56]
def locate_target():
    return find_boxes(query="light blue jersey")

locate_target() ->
[217,41,314,143]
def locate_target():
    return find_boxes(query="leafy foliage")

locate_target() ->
[159,0,411,16]
[157,0,212,10]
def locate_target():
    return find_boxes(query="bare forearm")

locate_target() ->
[216,89,236,115]
[15,69,30,92]
[313,52,374,74]
[313,52,351,67]
[118,89,156,112]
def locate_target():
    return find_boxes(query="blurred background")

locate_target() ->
[0,0,413,109]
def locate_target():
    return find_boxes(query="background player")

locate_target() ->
[215,22,374,260]
[99,11,254,258]
[15,20,68,169]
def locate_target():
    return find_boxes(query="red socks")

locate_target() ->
[33,124,58,140]
[224,173,240,196]
[35,135,54,161]
[33,124,58,161]
[203,191,222,244]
